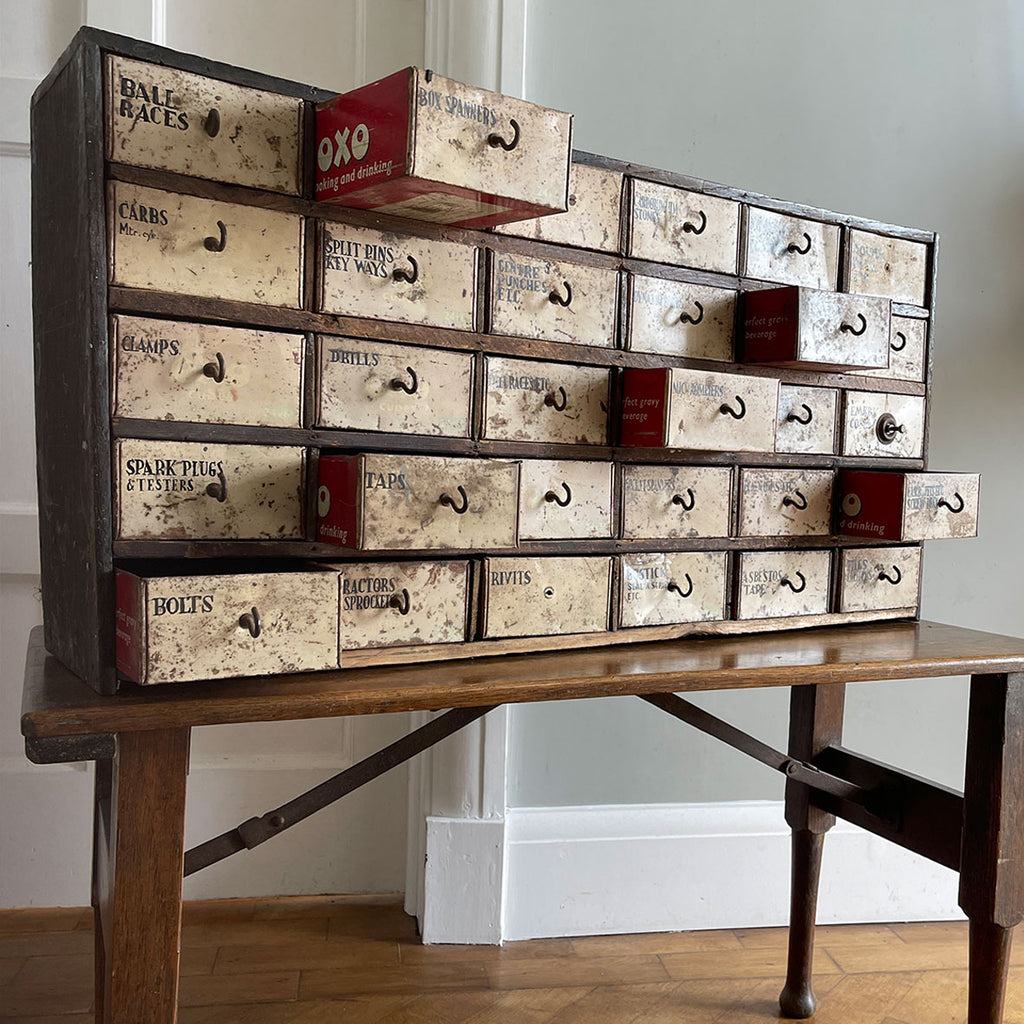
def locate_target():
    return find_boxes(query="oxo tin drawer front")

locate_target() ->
[316,336,472,437]
[776,385,838,455]
[627,275,736,361]
[116,439,305,540]
[518,459,613,540]
[851,315,927,383]
[744,208,840,291]
[108,183,304,307]
[620,465,732,540]
[841,393,925,459]
[494,162,623,252]
[319,224,477,331]
[483,357,610,445]
[838,546,922,613]
[619,551,728,628]
[106,55,302,194]
[735,550,832,620]
[738,468,834,537]
[481,556,612,639]
[115,569,339,684]
[338,560,470,649]
[489,252,618,348]
[628,180,740,273]
[845,229,929,306]
[111,315,303,427]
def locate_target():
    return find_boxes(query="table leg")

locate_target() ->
[960,672,1024,1024]
[93,728,190,1024]
[780,682,845,1019]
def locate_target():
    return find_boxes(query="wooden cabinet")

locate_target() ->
[34,29,964,692]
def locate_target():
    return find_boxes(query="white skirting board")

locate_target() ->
[424,801,965,944]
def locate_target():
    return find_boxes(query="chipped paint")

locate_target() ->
[839,546,922,613]
[619,551,728,628]
[518,459,613,540]
[736,550,832,619]
[620,465,732,540]
[738,468,834,537]
[901,473,981,540]
[745,208,840,290]
[775,385,838,455]
[842,393,925,458]
[628,275,735,361]
[851,315,927,383]
[846,230,928,306]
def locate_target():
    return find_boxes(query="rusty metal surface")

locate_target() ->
[621,465,733,540]
[744,207,840,291]
[776,385,838,455]
[846,229,928,306]
[735,549,832,619]
[619,550,728,628]
[738,468,835,538]
[518,459,613,540]
[628,275,735,361]
[839,546,922,613]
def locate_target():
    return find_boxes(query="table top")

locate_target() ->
[21,621,1024,740]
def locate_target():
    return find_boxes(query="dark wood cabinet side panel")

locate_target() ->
[31,43,117,693]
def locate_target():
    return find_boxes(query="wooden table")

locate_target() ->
[20,620,1024,1023]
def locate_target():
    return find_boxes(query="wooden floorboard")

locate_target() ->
[1,896,1022,1023]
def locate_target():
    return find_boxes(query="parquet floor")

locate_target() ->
[2,896,1024,1023]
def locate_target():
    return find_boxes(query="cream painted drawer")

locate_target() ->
[620,465,732,540]
[494,162,623,252]
[838,546,922,613]
[845,230,929,306]
[481,556,612,638]
[620,367,778,452]
[115,439,305,540]
[841,393,925,459]
[108,183,303,307]
[836,470,980,541]
[744,208,840,290]
[738,468,834,537]
[627,275,736,361]
[316,453,519,550]
[483,357,610,444]
[337,560,470,649]
[776,385,839,455]
[619,551,728,628]
[628,180,740,273]
[851,315,927,383]
[489,252,618,348]
[318,224,477,331]
[735,549,832,619]
[111,315,303,427]
[115,568,339,684]
[519,460,613,540]
[742,286,890,370]
[316,336,472,437]
[106,55,302,194]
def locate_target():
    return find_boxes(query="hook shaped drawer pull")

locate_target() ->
[487,116,520,151]
[204,107,221,137]
[544,386,568,411]
[667,574,694,598]
[682,210,707,235]
[678,300,704,326]
[782,488,808,510]
[544,482,573,507]
[840,313,868,336]
[238,606,261,638]
[202,352,226,383]
[204,220,228,252]
[439,484,469,514]
[388,588,411,615]
[205,468,227,502]
[392,254,419,284]
[671,488,696,512]
[720,395,746,419]
[891,331,907,352]
[878,566,903,586]
[786,232,812,255]
[937,492,965,514]
[875,413,905,445]
[391,366,418,394]
[786,403,813,425]
[548,280,573,307]
[780,571,806,594]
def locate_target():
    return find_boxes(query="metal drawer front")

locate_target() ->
[482,556,612,638]
[116,439,305,540]
[319,225,477,331]
[518,460,613,540]
[316,336,472,437]
[738,469,834,537]
[841,393,925,459]
[108,183,304,307]
[627,275,736,361]
[838,546,921,613]
[846,229,928,306]
[735,550,832,619]
[775,385,839,455]
[744,208,840,290]
[851,315,927,383]
[619,551,728,628]
[621,465,732,540]
[111,315,303,427]
[338,561,470,649]
[106,55,302,194]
